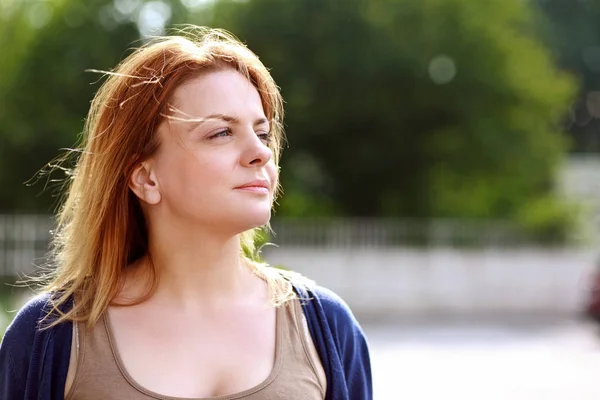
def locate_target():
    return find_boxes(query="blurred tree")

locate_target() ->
[0,0,135,211]
[0,0,578,240]
[0,0,188,212]
[535,0,600,153]
[203,0,576,231]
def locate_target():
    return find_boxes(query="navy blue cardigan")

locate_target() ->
[0,284,372,400]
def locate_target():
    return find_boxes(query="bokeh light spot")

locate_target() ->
[428,55,457,85]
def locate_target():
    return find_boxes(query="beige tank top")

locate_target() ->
[66,298,326,399]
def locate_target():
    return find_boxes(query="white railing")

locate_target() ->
[268,218,557,248]
[0,214,54,277]
[0,215,581,277]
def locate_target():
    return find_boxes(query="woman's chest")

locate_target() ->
[67,300,325,399]
[106,304,278,397]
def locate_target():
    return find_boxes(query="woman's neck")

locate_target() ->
[121,221,263,310]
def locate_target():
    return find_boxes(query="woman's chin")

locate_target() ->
[232,209,272,232]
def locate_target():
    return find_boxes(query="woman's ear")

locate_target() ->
[129,161,161,205]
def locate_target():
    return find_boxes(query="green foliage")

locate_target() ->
[0,0,144,212]
[515,195,580,244]
[208,0,576,227]
[0,0,581,243]
[535,0,600,153]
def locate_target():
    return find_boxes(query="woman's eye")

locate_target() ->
[257,131,272,143]
[209,128,232,139]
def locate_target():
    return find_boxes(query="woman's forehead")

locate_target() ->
[170,70,265,118]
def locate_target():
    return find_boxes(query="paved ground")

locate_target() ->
[364,318,600,399]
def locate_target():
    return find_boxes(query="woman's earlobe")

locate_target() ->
[129,162,161,205]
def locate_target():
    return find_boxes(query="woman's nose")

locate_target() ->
[241,130,273,167]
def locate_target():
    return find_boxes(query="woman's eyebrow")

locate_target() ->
[186,114,269,131]
[254,117,270,127]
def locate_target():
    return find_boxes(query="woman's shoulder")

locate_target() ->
[0,292,73,398]
[262,266,361,329]
[305,285,359,323]
[283,272,358,324]
[1,293,54,345]
[301,286,373,398]
[305,285,348,307]
[1,292,72,347]
[0,294,51,381]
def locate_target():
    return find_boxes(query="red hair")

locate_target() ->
[44,27,290,327]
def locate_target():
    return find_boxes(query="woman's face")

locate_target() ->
[148,69,278,234]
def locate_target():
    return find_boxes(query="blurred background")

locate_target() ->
[2,0,600,398]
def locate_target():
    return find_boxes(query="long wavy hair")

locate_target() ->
[43,27,296,328]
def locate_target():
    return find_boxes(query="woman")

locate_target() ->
[0,28,371,399]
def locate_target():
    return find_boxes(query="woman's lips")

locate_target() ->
[235,186,269,194]
[234,180,270,194]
